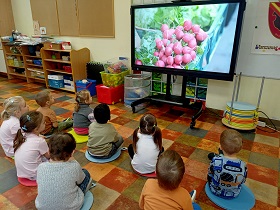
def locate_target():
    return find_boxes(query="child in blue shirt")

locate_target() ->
[207,129,247,199]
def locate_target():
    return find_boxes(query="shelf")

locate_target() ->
[46,69,72,75]
[8,72,26,78]
[44,59,71,64]
[47,85,75,92]
[6,53,22,56]
[24,55,41,59]
[27,76,46,81]
[27,68,44,72]
[44,49,71,52]
[8,65,25,69]
[26,63,43,68]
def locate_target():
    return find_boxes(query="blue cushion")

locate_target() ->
[85,149,121,163]
[80,191,94,210]
[205,184,255,210]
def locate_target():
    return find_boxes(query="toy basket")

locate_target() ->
[100,70,130,87]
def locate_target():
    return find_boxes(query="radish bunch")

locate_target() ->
[153,20,207,69]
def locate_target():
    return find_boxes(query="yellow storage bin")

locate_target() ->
[100,70,130,87]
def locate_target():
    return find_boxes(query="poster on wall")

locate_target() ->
[251,1,280,55]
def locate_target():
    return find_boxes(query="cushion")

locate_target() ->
[85,149,121,163]
[80,191,94,210]
[68,129,88,143]
[205,184,255,210]
[18,177,37,187]
[134,170,157,178]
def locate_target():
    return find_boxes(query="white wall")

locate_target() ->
[0,50,6,73]
[9,0,280,120]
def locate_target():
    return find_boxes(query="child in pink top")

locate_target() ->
[14,111,50,181]
[0,96,29,157]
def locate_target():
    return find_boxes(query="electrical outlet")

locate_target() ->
[257,121,266,127]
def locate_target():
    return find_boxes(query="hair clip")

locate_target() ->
[21,125,27,131]
[26,115,31,121]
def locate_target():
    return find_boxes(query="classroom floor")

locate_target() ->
[0,77,279,210]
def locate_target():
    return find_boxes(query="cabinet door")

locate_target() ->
[30,0,60,35]
[0,0,15,36]
[57,0,79,36]
[78,0,115,37]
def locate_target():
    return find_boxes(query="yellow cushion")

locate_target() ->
[68,129,88,143]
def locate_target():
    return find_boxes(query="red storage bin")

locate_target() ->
[96,84,124,104]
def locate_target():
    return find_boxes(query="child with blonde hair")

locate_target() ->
[73,89,95,135]
[128,113,163,174]
[35,89,73,136]
[14,111,49,181]
[0,96,29,157]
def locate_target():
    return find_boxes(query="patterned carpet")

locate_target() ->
[0,77,279,210]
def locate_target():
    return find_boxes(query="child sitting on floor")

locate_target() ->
[0,96,29,157]
[128,113,163,174]
[73,90,95,135]
[36,133,93,210]
[139,150,201,210]
[87,103,123,159]
[207,129,247,199]
[35,89,73,136]
[14,111,49,181]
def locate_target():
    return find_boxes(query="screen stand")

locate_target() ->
[130,74,203,129]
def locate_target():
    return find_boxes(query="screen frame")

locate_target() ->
[130,0,246,81]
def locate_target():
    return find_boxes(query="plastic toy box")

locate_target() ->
[76,79,96,96]
[48,75,64,88]
[100,70,130,87]
[96,84,124,104]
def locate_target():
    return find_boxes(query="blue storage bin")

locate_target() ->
[48,75,64,88]
[76,79,96,96]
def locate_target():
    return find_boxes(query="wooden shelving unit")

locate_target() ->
[2,41,27,80]
[40,47,90,93]
[1,41,45,84]
[21,44,45,84]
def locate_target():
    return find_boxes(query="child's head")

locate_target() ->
[1,96,29,120]
[156,150,185,191]
[35,90,54,107]
[74,90,92,112]
[220,129,243,155]
[14,111,44,152]
[133,113,162,153]
[48,133,76,161]
[139,113,158,135]
[94,103,110,124]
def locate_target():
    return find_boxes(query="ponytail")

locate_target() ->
[14,129,25,152]
[153,126,162,151]
[132,127,139,153]
[74,103,80,112]
[1,110,10,120]
[75,90,90,112]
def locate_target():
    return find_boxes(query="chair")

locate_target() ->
[80,191,94,210]
[68,129,88,143]
[205,184,255,210]
[18,177,37,187]
[85,149,121,163]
